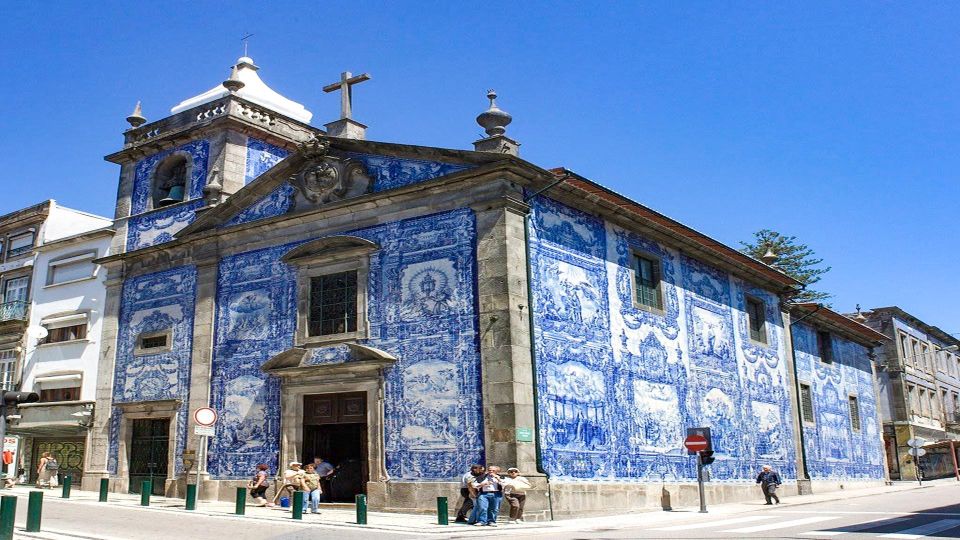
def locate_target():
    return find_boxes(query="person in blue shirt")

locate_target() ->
[312,456,335,502]
[756,465,781,505]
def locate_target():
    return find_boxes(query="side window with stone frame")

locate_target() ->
[283,236,378,347]
[745,295,767,345]
[631,251,663,313]
[135,330,173,355]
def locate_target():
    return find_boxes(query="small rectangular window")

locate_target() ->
[141,335,168,349]
[7,232,34,258]
[308,271,358,336]
[45,324,87,344]
[817,331,833,363]
[40,386,80,403]
[136,331,172,355]
[800,383,815,424]
[0,350,15,391]
[849,395,861,431]
[632,254,662,311]
[746,296,767,344]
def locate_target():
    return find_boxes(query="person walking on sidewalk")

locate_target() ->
[300,463,322,514]
[756,464,781,505]
[456,464,484,523]
[248,463,272,507]
[36,452,58,489]
[502,467,532,524]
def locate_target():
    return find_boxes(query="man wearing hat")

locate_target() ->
[273,461,305,506]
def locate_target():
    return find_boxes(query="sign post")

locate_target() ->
[684,429,712,513]
[907,438,927,487]
[192,408,218,508]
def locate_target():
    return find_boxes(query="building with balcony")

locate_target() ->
[856,306,960,480]
[0,201,112,481]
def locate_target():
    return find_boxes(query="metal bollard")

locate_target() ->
[99,478,109,502]
[437,496,448,525]
[356,493,367,525]
[235,487,246,515]
[26,491,42,532]
[0,495,16,540]
[292,491,304,520]
[140,480,151,506]
[61,474,72,499]
[185,484,197,510]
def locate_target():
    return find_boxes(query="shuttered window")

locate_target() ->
[817,331,834,363]
[800,383,815,424]
[849,395,861,431]
[632,254,662,311]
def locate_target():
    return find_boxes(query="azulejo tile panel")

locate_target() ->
[108,266,197,475]
[794,322,885,479]
[347,153,473,192]
[529,194,797,482]
[126,199,205,251]
[208,208,482,480]
[245,138,289,185]
[130,140,210,215]
[224,183,297,227]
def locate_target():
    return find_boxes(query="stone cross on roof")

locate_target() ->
[322,71,371,120]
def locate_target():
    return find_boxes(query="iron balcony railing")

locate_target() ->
[0,301,28,322]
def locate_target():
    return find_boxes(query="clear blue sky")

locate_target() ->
[1,2,957,333]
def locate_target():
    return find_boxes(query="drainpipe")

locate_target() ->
[520,172,569,521]
[786,303,822,492]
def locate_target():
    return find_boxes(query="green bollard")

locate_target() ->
[235,487,246,515]
[292,491,304,520]
[61,475,72,499]
[0,495,16,540]
[356,494,367,525]
[140,480,151,506]
[185,484,197,510]
[437,496,448,525]
[99,478,109,502]
[26,491,42,532]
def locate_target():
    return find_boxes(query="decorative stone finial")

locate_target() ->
[203,167,223,206]
[473,90,520,156]
[223,63,245,93]
[476,90,512,137]
[126,101,147,128]
[760,247,779,265]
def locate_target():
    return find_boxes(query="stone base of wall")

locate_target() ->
[808,479,887,494]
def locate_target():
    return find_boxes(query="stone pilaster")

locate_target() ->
[183,257,219,498]
[781,308,813,494]
[472,193,551,519]
[82,270,123,491]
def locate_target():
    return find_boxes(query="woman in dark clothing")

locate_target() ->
[756,465,781,504]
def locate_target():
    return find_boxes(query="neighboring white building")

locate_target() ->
[4,203,112,485]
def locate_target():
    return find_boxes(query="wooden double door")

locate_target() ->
[302,392,368,502]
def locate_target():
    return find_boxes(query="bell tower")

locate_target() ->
[104,56,318,255]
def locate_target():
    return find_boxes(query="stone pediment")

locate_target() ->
[177,135,375,236]
[261,343,397,378]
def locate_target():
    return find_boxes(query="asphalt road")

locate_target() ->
[526,483,960,539]
[6,483,960,539]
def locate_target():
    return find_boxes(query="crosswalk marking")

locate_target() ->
[723,515,839,533]
[879,519,960,539]
[651,515,773,531]
[800,517,911,536]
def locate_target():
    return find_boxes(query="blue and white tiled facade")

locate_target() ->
[207,209,483,480]
[108,266,197,474]
[528,195,797,483]
[126,140,210,251]
[793,322,885,480]
[244,138,289,184]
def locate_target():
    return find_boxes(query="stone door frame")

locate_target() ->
[114,399,180,494]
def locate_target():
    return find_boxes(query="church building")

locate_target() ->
[84,56,888,517]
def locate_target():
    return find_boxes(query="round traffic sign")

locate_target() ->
[908,447,927,457]
[684,434,709,452]
[907,438,926,448]
[194,407,218,427]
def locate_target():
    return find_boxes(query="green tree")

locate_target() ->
[740,229,832,303]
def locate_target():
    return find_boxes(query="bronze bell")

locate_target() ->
[158,185,185,207]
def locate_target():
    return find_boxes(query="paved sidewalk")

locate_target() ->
[1,478,949,539]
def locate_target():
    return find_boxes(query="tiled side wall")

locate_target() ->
[108,266,197,474]
[208,208,484,480]
[528,195,797,483]
[793,322,885,479]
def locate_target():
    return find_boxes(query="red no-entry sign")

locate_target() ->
[684,434,709,452]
